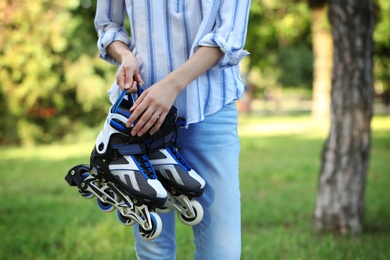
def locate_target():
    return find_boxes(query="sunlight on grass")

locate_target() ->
[0,141,95,161]
[372,115,390,131]
[238,114,389,139]
[238,114,329,138]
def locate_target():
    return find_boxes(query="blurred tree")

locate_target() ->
[0,0,115,145]
[308,0,332,120]
[313,0,374,235]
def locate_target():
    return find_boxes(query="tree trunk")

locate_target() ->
[313,0,374,235]
[311,7,333,120]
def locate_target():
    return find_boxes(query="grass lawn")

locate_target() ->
[0,114,389,259]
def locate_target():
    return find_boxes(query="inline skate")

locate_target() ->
[149,147,206,226]
[65,88,178,240]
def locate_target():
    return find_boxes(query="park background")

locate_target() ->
[0,0,389,259]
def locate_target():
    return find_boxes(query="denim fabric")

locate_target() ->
[133,102,241,259]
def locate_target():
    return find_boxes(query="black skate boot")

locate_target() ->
[90,89,168,208]
[149,146,206,226]
[65,87,184,240]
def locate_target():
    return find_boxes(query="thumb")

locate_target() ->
[124,75,132,90]
[117,65,130,90]
[134,73,144,87]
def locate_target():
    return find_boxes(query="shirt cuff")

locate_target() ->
[97,29,132,65]
[197,33,249,69]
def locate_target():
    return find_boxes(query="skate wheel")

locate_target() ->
[97,191,117,213]
[139,212,162,240]
[79,173,95,199]
[178,200,203,226]
[117,210,137,226]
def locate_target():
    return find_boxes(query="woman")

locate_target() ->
[94,1,250,259]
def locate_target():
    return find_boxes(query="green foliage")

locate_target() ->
[0,0,116,145]
[278,44,313,87]
[0,114,389,259]
[245,0,313,90]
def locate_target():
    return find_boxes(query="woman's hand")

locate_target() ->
[107,41,143,93]
[126,77,180,136]
[116,52,143,93]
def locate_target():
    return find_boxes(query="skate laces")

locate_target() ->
[137,154,157,180]
[167,147,192,171]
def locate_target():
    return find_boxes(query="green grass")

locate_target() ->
[0,114,389,259]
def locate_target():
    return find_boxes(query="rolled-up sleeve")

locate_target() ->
[94,0,132,65]
[197,0,250,69]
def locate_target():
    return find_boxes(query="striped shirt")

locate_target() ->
[95,0,250,125]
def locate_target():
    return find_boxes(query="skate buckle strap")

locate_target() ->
[111,143,147,158]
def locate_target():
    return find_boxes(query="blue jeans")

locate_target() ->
[133,102,241,259]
